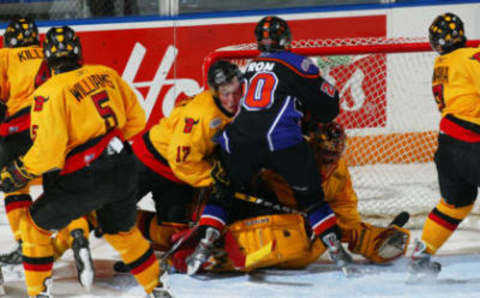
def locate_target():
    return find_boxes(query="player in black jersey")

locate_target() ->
[187,16,350,275]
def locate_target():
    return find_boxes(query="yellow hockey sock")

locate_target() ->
[422,199,473,254]
[21,212,54,297]
[103,227,160,294]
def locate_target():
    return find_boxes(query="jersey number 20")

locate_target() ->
[243,72,278,110]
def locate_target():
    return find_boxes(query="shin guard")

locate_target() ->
[21,212,54,297]
[4,191,32,241]
[422,199,473,254]
[103,227,160,294]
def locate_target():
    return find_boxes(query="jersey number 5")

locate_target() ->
[243,72,278,110]
[432,84,445,112]
[91,91,118,131]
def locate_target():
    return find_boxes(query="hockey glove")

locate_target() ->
[210,158,233,204]
[0,158,36,193]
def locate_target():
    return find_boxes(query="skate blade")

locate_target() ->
[342,265,363,278]
[78,248,95,291]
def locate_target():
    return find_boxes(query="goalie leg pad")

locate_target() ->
[347,222,410,264]
[229,213,319,270]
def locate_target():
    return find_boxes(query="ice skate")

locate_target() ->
[0,241,22,266]
[71,229,95,291]
[407,239,441,283]
[322,232,360,277]
[186,227,220,275]
[147,272,173,298]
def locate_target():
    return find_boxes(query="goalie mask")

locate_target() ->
[311,121,346,165]
[255,16,291,52]
[43,26,82,68]
[3,16,39,48]
[429,13,466,54]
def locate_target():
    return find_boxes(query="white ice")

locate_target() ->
[0,165,480,297]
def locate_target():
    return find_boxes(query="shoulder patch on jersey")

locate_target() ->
[301,57,314,72]
[183,117,199,133]
[33,95,49,112]
[209,117,222,129]
[470,52,480,63]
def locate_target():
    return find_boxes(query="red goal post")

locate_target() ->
[202,37,480,229]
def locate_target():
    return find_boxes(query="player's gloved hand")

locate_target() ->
[210,158,233,203]
[0,158,37,193]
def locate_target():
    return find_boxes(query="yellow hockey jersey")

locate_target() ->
[0,45,45,116]
[432,47,480,141]
[23,64,145,175]
[261,157,362,229]
[147,90,234,187]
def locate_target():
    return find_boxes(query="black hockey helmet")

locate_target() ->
[429,13,466,54]
[207,60,242,93]
[3,16,39,48]
[43,26,82,68]
[255,16,291,52]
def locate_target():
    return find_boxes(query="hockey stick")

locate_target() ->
[234,192,307,217]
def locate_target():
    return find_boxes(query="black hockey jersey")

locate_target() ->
[217,51,339,152]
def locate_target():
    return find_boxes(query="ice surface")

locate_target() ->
[1,228,480,297]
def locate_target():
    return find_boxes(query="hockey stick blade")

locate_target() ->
[389,211,410,227]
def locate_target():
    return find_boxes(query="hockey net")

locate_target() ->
[204,37,480,229]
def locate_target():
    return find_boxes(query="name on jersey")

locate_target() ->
[246,61,275,73]
[433,66,449,84]
[69,74,115,101]
[17,48,43,62]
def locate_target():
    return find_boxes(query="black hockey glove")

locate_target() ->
[0,158,37,193]
[209,158,234,206]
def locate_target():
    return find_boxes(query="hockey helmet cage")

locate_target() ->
[311,121,346,165]
[429,13,466,54]
[3,16,39,48]
[255,16,291,52]
[43,26,82,66]
[207,60,242,93]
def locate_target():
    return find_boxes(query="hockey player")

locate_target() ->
[0,16,91,273]
[111,60,243,273]
[188,16,347,275]
[0,26,170,297]
[129,59,242,223]
[131,121,409,273]
[409,13,480,279]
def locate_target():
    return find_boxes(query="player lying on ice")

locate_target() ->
[115,121,410,274]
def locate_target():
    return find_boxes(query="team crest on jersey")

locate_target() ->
[33,95,49,112]
[209,117,222,129]
[183,117,199,133]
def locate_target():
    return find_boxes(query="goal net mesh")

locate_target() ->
[205,37,480,229]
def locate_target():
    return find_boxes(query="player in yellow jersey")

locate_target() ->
[0,26,170,298]
[130,60,242,225]
[409,13,480,280]
[0,16,46,265]
[0,17,91,277]
[162,121,409,273]
[112,60,243,273]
